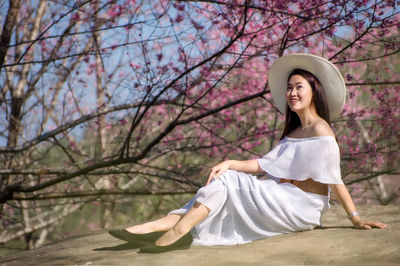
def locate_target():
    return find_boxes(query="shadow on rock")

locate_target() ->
[93,242,142,251]
[316,225,354,230]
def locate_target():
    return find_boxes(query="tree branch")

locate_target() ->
[346,81,400,86]
[0,100,171,153]
[2,87,269,199]
[345,171,400,185]
[0,0,20,70]
[13,188,198,201]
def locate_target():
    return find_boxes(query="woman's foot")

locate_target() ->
[125,214,183,234]
[139,232,193,253]
[155,228,187,246]
[108,229,166,244]
[125,222,156,234]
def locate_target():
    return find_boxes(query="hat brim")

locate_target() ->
[268,53,346,119]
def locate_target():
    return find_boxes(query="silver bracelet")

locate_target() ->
[347,211,359,219]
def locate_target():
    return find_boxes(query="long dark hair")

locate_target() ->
[280,69,331,140]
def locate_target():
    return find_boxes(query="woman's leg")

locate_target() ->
[155,201,209,246]
[125,185,212,235]
[126,214,183,234]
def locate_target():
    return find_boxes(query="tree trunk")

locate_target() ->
[0,0,21,70]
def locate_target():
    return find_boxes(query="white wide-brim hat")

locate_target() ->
[268,53,346,119]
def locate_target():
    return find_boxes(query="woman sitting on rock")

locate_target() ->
[110,53,386,253]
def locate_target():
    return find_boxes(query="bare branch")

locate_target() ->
[345,171,400,185]
[0,0,20,70]
[13,188,198,201]
[346,81,400,86]
[0,101,169,153]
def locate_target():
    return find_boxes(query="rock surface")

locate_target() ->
[0,204,399,266]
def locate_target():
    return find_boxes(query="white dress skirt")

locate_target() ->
[168,169,330,246]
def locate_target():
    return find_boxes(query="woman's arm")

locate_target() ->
[206,160,263,185]
[329,184,387,229]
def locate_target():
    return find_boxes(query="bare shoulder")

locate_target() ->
[311,120,335,137]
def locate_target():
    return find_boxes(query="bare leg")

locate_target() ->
[155,201,209,246]
[126,214,182,234]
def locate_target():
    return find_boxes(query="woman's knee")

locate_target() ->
[194,201,210,214]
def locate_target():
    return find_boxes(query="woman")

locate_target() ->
[109,53,386,253]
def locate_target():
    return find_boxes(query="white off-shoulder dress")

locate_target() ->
[169,136,343,246]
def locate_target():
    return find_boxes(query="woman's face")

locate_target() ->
[286,74,314,113]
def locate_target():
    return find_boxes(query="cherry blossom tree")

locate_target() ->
[0,0,399,250]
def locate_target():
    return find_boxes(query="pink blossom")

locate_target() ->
[175,14,184,23]
[72,12,80,21]
[129,62,141,69]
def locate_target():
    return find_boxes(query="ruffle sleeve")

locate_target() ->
[257,136,343,184]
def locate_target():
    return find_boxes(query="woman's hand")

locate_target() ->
[206,160,232,185]
[352,219,387,229]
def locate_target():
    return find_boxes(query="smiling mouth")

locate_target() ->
[290,99,300,104]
